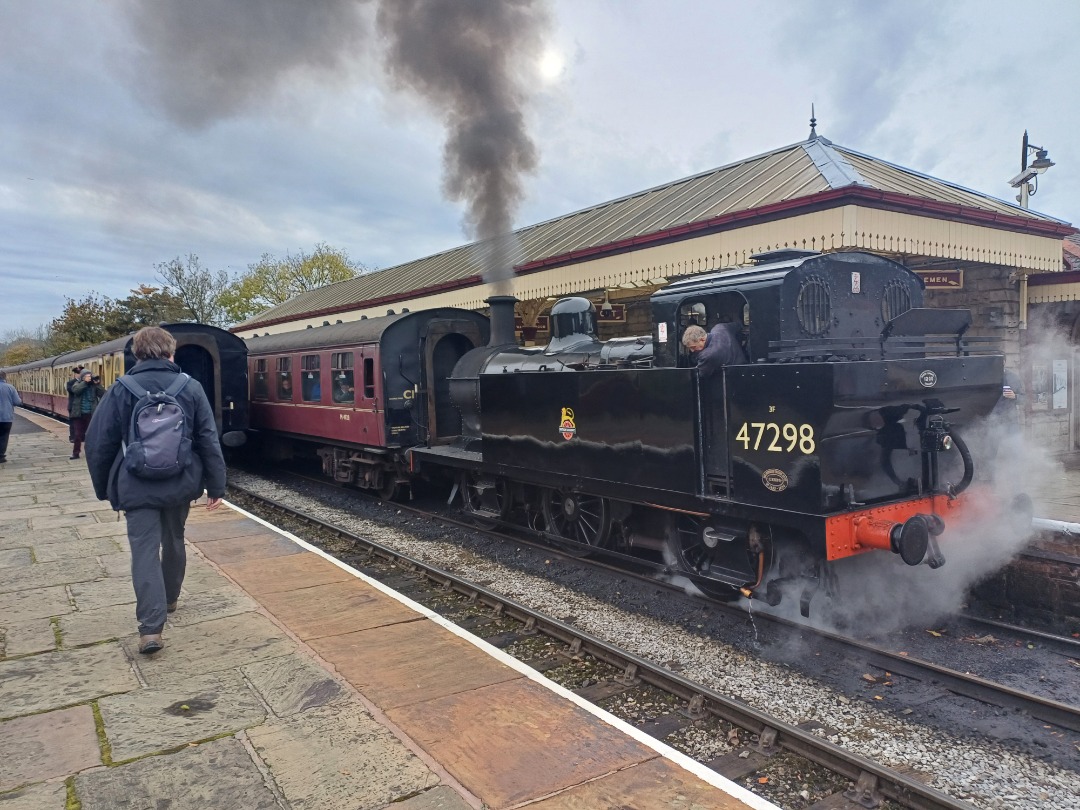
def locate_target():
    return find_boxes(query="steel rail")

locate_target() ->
[228,481,978,810]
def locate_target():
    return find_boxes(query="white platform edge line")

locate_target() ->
[223,499,778,810]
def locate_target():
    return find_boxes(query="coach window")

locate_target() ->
[253,359,269,400]
[301,354,322,402]
[331,352,354,403]
[363,357,375,399]
[276,357,293,400]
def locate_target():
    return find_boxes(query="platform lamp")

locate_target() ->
[1008,130,1055,209]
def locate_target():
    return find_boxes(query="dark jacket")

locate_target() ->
[696,322,748,377]
[70,378,105,417]
[85,359,227,511]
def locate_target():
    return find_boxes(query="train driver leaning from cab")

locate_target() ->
[333,377,354,403]
[682,322,747,376]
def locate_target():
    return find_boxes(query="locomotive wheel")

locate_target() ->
[460,472,510,529]
[541,488,611,557]
[668,515,743,602]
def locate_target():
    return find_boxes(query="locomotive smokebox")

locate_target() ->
[486,295,518,347]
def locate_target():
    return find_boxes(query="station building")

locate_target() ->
[233,131,1078,455]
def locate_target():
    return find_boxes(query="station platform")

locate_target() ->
[0,410,774,810]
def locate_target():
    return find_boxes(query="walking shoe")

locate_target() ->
[167,601,178,613]
[69,454,80,460]
[138,634,164,654]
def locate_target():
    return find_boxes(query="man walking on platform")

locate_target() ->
[0,371,23,464]
[85,326,227,654]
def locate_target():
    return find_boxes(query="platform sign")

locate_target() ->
[915,269,964,289]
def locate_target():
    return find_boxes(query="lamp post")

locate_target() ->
[1009,130,1055,209]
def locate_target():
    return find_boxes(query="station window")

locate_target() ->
[331,352,354,403]
[253,359,269,400]
[363,357,375,399]
[300,355,322,402]
[276,357,293,400]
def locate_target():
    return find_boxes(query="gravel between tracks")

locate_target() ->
[229,471,1080,810]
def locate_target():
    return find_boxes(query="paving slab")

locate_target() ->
[75,736,279,810]
[27,514,97,531]
[98,670,266,762]
[193,531,306,566]
[177,555,238,593]
[0,585,72,624]
[158,586,261,629]
[524,756,751,809]
[386,785,475,810]
[247,701,439,810]
[59,500,113,515]
[387,678,656,809]
[32,536,123,562]
[0,642,138,719]
[242,653,349,717]
[0,705,101,791]
[74,521,128,540]
[1,617,57,658]
[256,579,420,641]
[0,558,105,594]
[0,496,36,508]
[0,780,68,810]
[220,552,356,596]
[58,602,148,647]
[185,517,283,544]
[128,612,296,686]
[69,576,134,612]
[91,551,131,578]
[1,528,77,552]
[0,548,33,569]
[309,620,520,711]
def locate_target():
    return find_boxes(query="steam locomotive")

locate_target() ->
[247,250,1013,613]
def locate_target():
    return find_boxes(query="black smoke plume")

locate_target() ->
[376,0,548,288]
[121,0,550,290]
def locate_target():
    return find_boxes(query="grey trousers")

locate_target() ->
[126,504,191,635]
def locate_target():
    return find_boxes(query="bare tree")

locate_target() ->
[156,254,231,326]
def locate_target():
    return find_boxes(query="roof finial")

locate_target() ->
[808,104,818,140]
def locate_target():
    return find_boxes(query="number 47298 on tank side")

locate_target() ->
[410,250,1028,615]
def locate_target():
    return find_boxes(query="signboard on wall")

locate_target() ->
[597,303,626,322]
[1053,359,1068,410]
[914,269,964,289]
[515,316,550,333]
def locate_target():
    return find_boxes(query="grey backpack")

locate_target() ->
[117,374,193,480]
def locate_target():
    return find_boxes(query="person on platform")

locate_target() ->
[68,369,105,460]
[66,366,83,443]
[85,326,226,655]
[681,322,747,376]
[0,371,23,464]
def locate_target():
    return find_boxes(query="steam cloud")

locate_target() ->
[759,317,1072,637]
[121,0,550,289]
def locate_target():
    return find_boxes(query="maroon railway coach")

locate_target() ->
[244,308,490,497]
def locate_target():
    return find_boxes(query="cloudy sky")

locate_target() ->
[2,0,1077,334]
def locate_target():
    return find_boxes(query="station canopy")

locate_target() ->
[235,133,1074,335]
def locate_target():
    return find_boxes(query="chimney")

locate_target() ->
[486,295,518,346]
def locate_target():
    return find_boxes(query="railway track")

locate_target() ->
[227,479,1077,809]
[273,469,1080,734]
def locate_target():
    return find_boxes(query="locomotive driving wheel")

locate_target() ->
[541,488,611,557]
[667,515,746,602]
